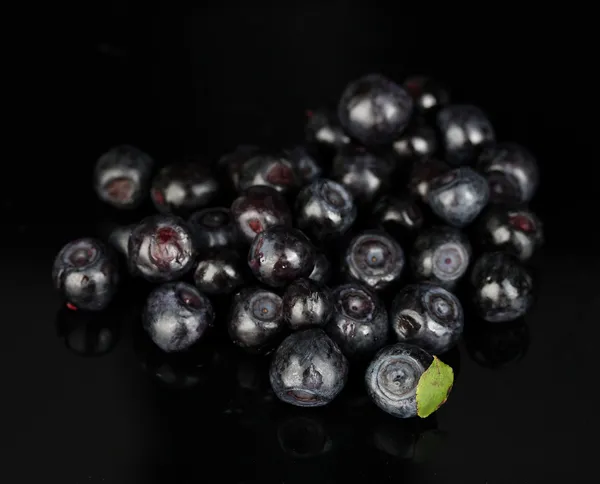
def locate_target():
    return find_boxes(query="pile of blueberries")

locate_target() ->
[52,74,542,420]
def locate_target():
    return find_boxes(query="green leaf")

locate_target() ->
[416,356,454,418]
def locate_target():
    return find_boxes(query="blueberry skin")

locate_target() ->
[231,185,293,244]
[427,167,489,227]
[327,282,389,358]
[52,238,119,311]
[476,142,539,204]
[93,145,154,209]
[238,153,300,194]
[372,196,424,242]
[309,252,332,284]
[342,230,405,291]
[305,109,350,149]
[477,206,544,261]
[410,226,472,289]
[128,215,196,283]
[338,74,414,146]
[295,179,357,241]
[470,252,534,322]
[108,224,133,258]
[284,145,322,185]
[269,328,349,407]
[365,343,434,419]
[409,158,451,202]
[403,76,450,115]
[143,282,214,353]
[248,226,316,287]
[228,287,284,353]
[392,122,438,162]
[217,144,260,191]
[188,207,241,251]
[193,249,246,295]
[436,104,495,165]
[390,283,464,355]
[282,278,333,330]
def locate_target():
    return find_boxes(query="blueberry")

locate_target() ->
[238,153,300,194]
[295,179,357,241]
[436,104,495,165]
[470,252,534,323]
[410,226,472,289]
[327,282,389,358]
[338,74,413,146]
[372,196,424,242]
[143,282,214,353]
[365,343,434,419]
[52,238,119,311]
[228,287,284,353]
[193,249,246,295]
[476,142,539,204]
[282,278,333,330]
[217,145,260,191]
[409,158,451,202]
[427,167,489,227]
[128,215,196,282]
[248,226,316,287]
[342,230,405,291]
[283,145,322,185]
[390,283,464,355]
[464,318,529,368]
[477,206,543,261]
[55,305,120,356]
[403,76,450,114]
[231,185,293,244]
[269,328,349,407]
[309,251,332,284]
[392,122,438,162]
[305,109,350,149]
[188,207,241,251]
[93,145,154,209]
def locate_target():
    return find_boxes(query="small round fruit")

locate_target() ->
[392,122,438,161]
[52,238,119,311]
[390,283,464,354]
[228,287,284,353]
[372,196,424,242]
[403,75,450,114]
[188,207,241,251]
[338,74,413,146]
[269,328,349,407]
[284,145,322,185]
[248,226,316,287]
[143,282,214,353]
[217,144,260,191]
[409,158,451,202]
[305,109,350,149]
[193,249,245,295]
[238,153,300,194]
[128,215,196,282]
[309,252,332,284]
[365,343,434,419]
[282,278,333,330]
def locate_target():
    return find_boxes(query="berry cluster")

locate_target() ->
[53,73,542,420]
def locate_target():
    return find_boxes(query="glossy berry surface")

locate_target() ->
[284,146,322,185]
[403,76,450,114]
[295,179,357,241]
[327,282,388,358]
[217,144,260,191]
[238,153,300,194]
[477,142,539,204]
[427,167,489,227]
[52,238,119,311]
[228,287,284,353]
[128,215,196,282]
[188,207,241,251]
[309,252,332,284]
[269,328,349,407]
[93,145,154,209]
[338,74,414,146]
[342,230,405,291]
[436,104,495,165]
[470,252,534,322]
[392,122,438,161]
[143,282,214,353]
[372,196,424,242]
[231,185,293,244]
[193,249,246,295]
[282,278,333,330]
[478,206,543,261]
[365,343,434,419]
[305,109,350,149]
[411,226,472,289]
[248,226,316,287]
[409,158,451,202]
[390,283,464,354]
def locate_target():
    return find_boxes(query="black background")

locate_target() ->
[4,7,598,484]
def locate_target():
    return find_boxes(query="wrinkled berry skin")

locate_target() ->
[309,252,332,284]
[470,252,534,322]
[231,185,293,244]
[217,145,260,191]
[52,238,119,311]
[143,282,214,353]
[295,179,357,241]
[194,249,246,295]
[338,74,414,146]
[188,207,241,251]
[108,224,133,258]
[270,328,349,407]
[228,287,284,353]
[411,226,472,289]
[392,122,438,161]
[342,230,405,291]
[365,343,433,419]
[477,142,539,204]
[390,283,464,355]
[372,196,424,243]
[128,215,196,282]
[284,146,322,185]
[403,76,450,115]
[305,109,350,149]
[427,167,489,227]
[409,158,451,202]
[436,104,495,165]
[248,226,316,287]
[327,283,389,358]
[94,145,154,209]
[282,278,333,330]
[238,153,300,194]
[477,206,543,261]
